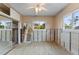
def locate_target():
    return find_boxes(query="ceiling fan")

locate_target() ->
[27,3,47,15]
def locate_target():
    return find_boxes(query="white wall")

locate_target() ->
[21,16,55,29]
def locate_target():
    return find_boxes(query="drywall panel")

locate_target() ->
[71,32,79,54]
[10,8,20,21]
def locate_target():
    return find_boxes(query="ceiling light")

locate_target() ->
[27,3,47,15]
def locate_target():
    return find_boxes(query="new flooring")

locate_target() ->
[7,42,71,55]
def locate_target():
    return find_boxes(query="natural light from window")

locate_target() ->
[64,10,79,29]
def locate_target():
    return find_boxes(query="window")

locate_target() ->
[64,10,79,29]
[0,21,12,29]
[64,14,73,29]
[0,22,4,29]
[33,21,46,29]
[73,11,79,29]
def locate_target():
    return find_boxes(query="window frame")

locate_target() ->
[32,21,47,30]
[63,13,73,30]
[63,9,79,30]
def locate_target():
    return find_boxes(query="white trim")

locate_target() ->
[18,22,21,44]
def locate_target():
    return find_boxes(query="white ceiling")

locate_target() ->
[9,3,68,16]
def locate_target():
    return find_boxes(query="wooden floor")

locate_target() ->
[7,42,71,55]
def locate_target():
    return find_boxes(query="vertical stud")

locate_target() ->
[69,32,71,51]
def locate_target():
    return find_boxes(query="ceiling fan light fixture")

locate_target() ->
[35,7,39,14]
[27,3,47,15]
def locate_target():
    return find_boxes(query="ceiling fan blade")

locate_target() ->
[41,7,47,11]
[26,7,34,9]
[39,3,45,6]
